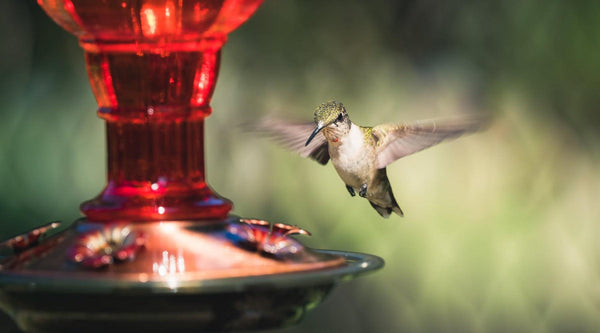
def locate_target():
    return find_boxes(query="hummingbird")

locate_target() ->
[254,101,484,218]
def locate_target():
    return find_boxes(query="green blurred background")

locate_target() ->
[1,0,599,332]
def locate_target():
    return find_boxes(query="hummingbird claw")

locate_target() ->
[345,185,356,197]
[359,184,368,198]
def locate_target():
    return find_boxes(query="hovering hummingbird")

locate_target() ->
[254,101,484,218]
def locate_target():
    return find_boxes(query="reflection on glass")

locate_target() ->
[153,250,186,276]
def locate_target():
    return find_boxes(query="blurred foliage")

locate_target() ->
[1,0,600,332]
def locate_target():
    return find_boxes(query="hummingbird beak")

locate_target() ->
[305,123,324,146]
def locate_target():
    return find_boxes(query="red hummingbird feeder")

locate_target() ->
[0,1,382,332]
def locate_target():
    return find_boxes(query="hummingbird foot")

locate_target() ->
[359,184,368,198]
[345,185,356,197]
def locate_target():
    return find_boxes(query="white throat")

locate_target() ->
[337,123,364,157]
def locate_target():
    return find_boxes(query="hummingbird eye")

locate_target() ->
[336,113,344,123]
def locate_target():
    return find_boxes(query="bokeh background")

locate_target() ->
[1,0,600,332]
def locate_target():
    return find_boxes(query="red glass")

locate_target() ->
[37,0,263,222]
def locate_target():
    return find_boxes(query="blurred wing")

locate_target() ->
[248,118,330,165]
[373,116,484,169]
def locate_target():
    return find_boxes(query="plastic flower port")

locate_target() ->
[67,225,146,269]
[227,219,312,259]
[0,222,61,254]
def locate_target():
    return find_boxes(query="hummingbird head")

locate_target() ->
[305,101,350,146]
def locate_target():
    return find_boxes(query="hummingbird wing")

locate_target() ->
[372,116,484,169]
[249,118,330,165]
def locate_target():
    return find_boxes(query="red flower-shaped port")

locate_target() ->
[0,222,61,254]
[227,219,311,259]
[67,225,146,269]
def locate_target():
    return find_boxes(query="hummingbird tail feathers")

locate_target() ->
[369,201,404,218]
[392,204,404,217]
